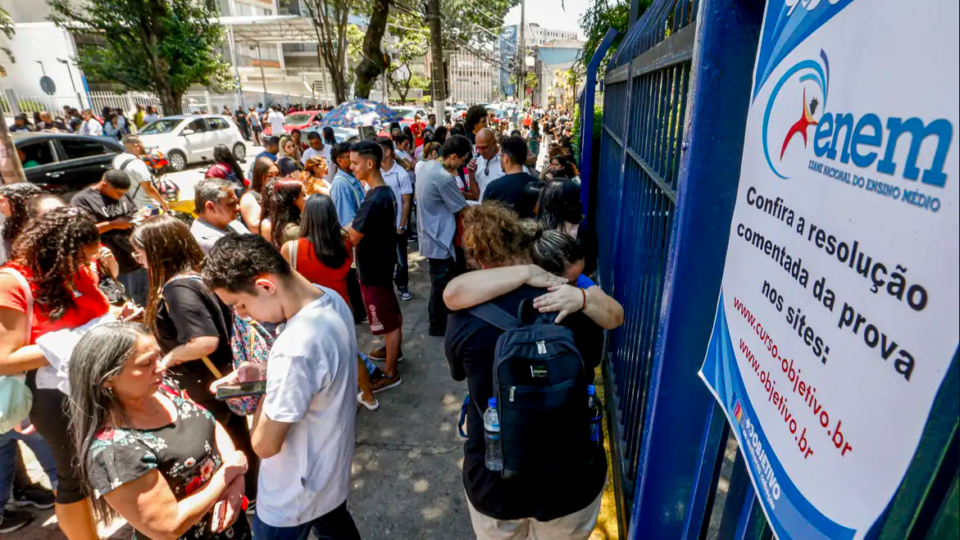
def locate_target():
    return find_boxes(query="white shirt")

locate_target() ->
[189,218,249,254]
[396,148,416,185]
[81,118,102,136]
[112,153,154,209]
[258,287,358,527]
[267,110,285,135]
[381,161,413,229]
[301,145,334,181]
[475,153,505,200]
[144,113,159,123]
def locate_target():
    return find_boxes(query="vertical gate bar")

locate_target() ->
[672,64,692,188]
[733,488,771,540]
[874,351,959,540]
[682,403,731,539]
[665,64,684,183]
[627,0,763,537]
[924,472,959,540]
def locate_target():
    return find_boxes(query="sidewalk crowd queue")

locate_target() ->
[0,98,622,540]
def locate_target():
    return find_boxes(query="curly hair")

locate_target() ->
[0,183,41,243]
[131,215,206,335]
[461,203,538,269]
[10,206,99,320]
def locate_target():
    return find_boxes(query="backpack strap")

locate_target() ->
[467,303,521,332]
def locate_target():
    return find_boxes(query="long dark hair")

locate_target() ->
[0,183,41,243]
[131,215,205,334]
[68,322,150,523]
[300,194,349,269]
[262,179,303,247]
[537,179,583,231]
[10,206,99,320]
[322,126,337,146]
[250,156,276,195]
[213,144,246,185]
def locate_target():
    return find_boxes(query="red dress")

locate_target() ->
[293,237,353,307]
[411,122,424,148]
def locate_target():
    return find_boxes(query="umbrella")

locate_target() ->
[321,99,402,128]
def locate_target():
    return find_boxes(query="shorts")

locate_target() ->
[359,283,402,335]
[253,125,263,133]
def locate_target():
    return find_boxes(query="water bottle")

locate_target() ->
[588,385,602,447]
[483,397,503,472]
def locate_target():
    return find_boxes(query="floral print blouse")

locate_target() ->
[88,385,251,540]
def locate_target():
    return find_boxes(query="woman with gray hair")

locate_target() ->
[68,322,251,540]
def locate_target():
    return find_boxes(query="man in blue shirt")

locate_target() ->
[248,136,280,178]
[329,143,365,227]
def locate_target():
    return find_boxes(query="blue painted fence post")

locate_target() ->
[578,29,618,217]
[626,0,765,538]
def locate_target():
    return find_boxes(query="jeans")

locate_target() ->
[0,429,58,507]
[394,230,409,289]
[427,251,465,334]
[252,501,361,540]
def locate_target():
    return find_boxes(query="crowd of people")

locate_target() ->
[0,100,620,540]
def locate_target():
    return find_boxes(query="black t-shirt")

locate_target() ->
[483,172,543,219]
[578,224,599,278]
[155,277,235,405]
[353,185,397,286]
[70,187,140,274]
[444,286,607,521]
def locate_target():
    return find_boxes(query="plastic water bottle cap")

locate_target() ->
[488,397,497,408]
[587,385,596,396]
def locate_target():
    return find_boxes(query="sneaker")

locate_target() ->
[369,372,402,394]
[368,346,404,363]
[12,484,55,510]
[428,327,445,337]
[0,509,34,534]
[398,289,413,302]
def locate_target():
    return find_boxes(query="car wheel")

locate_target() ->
[232,142,247,161]
[167,150,187,172]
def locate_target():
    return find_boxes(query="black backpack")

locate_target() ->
[468,301,592,479]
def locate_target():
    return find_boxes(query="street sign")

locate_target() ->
[40,76,56,96]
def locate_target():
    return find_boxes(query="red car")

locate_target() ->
[263,110,326,136]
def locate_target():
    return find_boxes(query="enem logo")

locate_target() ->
[762,50,953,188]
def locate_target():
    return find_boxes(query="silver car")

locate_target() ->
[138,114,246,171]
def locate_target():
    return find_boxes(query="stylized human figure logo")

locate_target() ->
[780,90,820,160]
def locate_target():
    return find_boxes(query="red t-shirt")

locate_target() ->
[0,264,111,344]
[293,237,353,307]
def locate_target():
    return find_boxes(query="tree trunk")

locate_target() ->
[354,0,389,99]
[0,107,25,184]
[159,90,183,116]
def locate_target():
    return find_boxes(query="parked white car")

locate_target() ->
[138,115,246,171]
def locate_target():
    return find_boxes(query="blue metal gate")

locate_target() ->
[594,0,960,539]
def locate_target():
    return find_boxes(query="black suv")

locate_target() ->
[7,133,125,197]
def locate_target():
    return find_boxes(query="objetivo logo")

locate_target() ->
[761,50,830,180]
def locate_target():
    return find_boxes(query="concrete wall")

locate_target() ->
[0,23,87,109]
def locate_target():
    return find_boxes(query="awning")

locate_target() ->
[217,15,317,44]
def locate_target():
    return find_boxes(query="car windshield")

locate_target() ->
[140,119,182,135]
[397,109,417,119]
[285,113,313,125]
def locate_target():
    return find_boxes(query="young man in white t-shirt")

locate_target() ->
[204,234,361,539]
[112,135,170,211]
[266,106,286,136]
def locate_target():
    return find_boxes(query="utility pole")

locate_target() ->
[517,0,525,107]
[427,0,446,120]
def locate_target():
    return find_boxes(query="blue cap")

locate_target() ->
[488,397,497,408]
[587,385,596,396]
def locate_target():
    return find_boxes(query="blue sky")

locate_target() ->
[503,0,591,40]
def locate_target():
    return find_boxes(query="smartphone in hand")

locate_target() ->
[215,380,267,400]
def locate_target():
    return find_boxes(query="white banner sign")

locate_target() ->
[698,0,959,538]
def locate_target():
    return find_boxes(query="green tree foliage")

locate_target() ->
[576,0,650,80]
[49,0,231,115]
[302,0,358,104]
[0,7,14,76]
[441,0,519,48]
